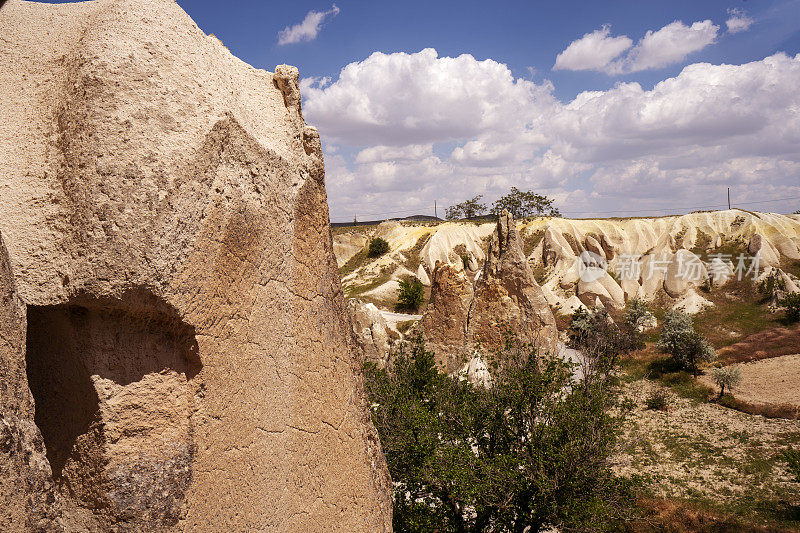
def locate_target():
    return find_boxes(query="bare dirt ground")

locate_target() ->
[614,378,800,521]
[699,354,800,409]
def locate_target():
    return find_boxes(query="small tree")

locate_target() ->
[624,297,653,336]
[657,310,715,375]
[445,195,487,220]
[711,365,742,398]
[397,277,424,311]
[491,187,561,219]
[781,292,800,323]
[656,309,693,353]
[368,237,390,257]
[758,270,786,301]
[568,306,640,374]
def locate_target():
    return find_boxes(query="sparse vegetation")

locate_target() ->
[759,269,786,300]
[645,390,669,411]
[694,278,778,348]
[396,319,416,335]
[522,228,545,257]
[690,231,713,255]
[781,447,800,482]
[338,247,369,278]
[396,277,424,311]
[368,236,390,257]
[624,297,652,335]
[402,233,432,272]
[781,292,800,323]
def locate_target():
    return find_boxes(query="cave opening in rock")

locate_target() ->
[25,292,201,524]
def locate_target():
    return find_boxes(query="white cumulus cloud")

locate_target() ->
[554,20,719,75]
[622,20,719,73]
[302,50,800,221]
[726,8,754,34]
[553,25,632,71]
[277,4,339,45]
[302,48,557,146]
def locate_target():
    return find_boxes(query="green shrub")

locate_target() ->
[397,277,424,311]
[396,319,416,335]
[364,335,635,532]
[781,292,800,323]
[657,310,715,375]
[645,390,669,411]
[569,306,641,368]
[656,310,693,353]
[368,237,390,257]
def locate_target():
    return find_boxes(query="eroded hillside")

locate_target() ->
[335,210,800,320]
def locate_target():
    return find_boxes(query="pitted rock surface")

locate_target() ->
[0,0,391,530]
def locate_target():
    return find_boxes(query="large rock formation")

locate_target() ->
[0,0,391,531]
[422,213,557,372]
[335,209,800,319]
[467,211,558,358]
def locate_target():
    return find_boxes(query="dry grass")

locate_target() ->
[627,497,798,532]
[719,395,800,420]
[715,324,800,365]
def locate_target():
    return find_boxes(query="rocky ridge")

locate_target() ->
[336,210,800,318]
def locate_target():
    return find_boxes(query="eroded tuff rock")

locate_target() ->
[421,263,475,371]
[468,211,558,358]
[347,299,392,368]
[0,233,62,532]
[0,0,391,530]
[422,212,557,372]
[337,210,800,319]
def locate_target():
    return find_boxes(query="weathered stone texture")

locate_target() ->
[421,264,474,372]
[0,0,391,530]
[347,299,392,368]
[468,211,558,358]
[422,212,557,372]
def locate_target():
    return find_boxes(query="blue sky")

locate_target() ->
[183,0,800,101]
[49,0,800,220]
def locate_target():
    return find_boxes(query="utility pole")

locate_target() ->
[434,200,437,219]
[727,187,731,210]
